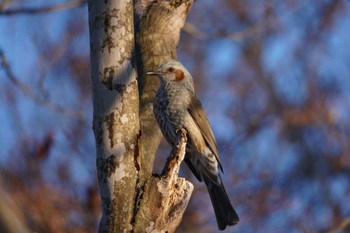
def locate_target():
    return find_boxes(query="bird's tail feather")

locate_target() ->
[205,177,239,231]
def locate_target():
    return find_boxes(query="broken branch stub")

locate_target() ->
[133,128,193,233]
[161,128,188,180]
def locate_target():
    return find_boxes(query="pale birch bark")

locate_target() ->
[88,0,194,232]
[88,1,138,232]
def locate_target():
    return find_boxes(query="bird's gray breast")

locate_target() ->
[154,83,191,145]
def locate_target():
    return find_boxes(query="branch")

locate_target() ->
[183,22,262,41]
[328,217,350,233]
[0,191,28,233]
[0,0,85,16]
[161,128,188,178]
[88,1,140,232]
[0,49,85,119]
[0,0,11,12]
[133,129,194,233]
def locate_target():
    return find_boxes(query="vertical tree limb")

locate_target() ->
[88,1,139,232]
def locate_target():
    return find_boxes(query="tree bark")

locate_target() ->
[133,129,193,233]
[88,0,194,232]
[88,1,139,232]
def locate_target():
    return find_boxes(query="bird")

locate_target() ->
[147,60,239,230]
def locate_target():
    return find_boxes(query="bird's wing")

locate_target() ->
[187,94,223,171]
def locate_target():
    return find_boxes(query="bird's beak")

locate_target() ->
[146,71,161,76]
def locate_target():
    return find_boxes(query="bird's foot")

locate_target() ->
[176,128,187,142]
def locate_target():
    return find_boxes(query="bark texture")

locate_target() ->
[133,129,194,233]
[88,1,139,232]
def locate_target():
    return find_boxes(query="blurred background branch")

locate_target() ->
[328,217,350,233]
[0,49,86,119]
[0,0,85,16]
[183,22,262,41]
[0,189,27,233]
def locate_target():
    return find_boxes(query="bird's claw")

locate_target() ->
[176,128,187,141]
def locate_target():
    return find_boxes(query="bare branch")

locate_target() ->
[161,128,188,178]
[328,217,350,233]
[0,190,28,233]
[183,22,262,41]
[0,0,85,16]
[133,129,193,233]
[0,49,85,119]
[0,0,11,11]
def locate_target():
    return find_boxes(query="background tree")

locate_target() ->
[0,0,350,232]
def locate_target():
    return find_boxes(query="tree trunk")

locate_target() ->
[88,0,194,232]
[88,1,139,232]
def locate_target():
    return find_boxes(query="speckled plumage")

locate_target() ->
[148,60,239,230]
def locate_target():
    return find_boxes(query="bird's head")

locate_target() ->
[146,60,194,91]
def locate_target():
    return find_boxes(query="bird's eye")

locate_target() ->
[168,67,175,72]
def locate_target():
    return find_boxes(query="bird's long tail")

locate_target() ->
[205,177,239,231]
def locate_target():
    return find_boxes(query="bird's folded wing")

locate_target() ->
[187,94,223,171]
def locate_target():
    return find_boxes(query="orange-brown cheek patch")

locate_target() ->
[175,69,184,81]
